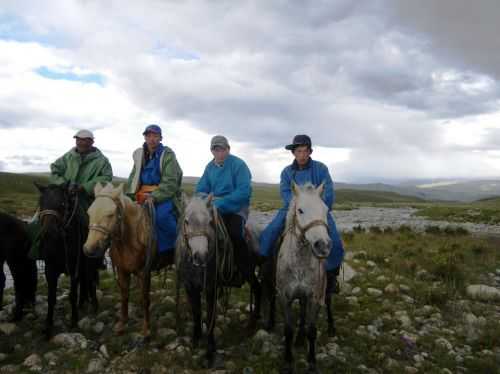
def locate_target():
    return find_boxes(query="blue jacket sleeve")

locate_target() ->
[321,164,335,209]
[280,167,293,209]
[195,165,211,194]
[214,162,252,214]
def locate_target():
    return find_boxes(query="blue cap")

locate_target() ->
[142,124,162,136]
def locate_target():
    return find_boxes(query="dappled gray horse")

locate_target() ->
[276,182,331,374]
[176,195,262,368]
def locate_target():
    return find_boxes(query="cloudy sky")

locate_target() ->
[1,0,500,183]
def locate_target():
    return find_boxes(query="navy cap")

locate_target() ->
[285,134,312,150]
[142,124,162,136]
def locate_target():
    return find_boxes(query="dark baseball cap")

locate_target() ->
[142,124,162,136]
[285,134,312,150]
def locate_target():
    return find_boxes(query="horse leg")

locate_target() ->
[306,300,321,374]
[205,285,218,368]
[260,258,276,331]
[0,260,4,310]
[295,297,306,347]
[247,271,262,331]
[114,269,130,335]
[282,299,295,374]
[44,265,59,339]
[8,260,24,321]
[325,292,335,337]
[139,271,151,338]
[69,275,79,328]
[186,285,202,348]
[88,261,99,315]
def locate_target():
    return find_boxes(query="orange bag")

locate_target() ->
[135,185,159,204]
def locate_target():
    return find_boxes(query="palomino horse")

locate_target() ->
[83,182,171,337]
[276,182,331,374]
[35,183,100,338]
[176,195,262,368]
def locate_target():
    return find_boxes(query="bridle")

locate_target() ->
[291,201,329,258]
[88,194,124,239]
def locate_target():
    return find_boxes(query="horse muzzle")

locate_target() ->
[83,242,107,258]
[311,238,331,259]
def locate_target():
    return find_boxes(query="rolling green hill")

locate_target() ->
[0,171,425,216]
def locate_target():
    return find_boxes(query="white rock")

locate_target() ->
[366,261,377,268]
[253,329,270,342]
[367,288,382,297]
[93,322,104,334]
[51,333,87,349]
[435,337,453,351]
[0,353,7,362]
[78,316,92,330]
[351,287,361,295]
[0,323,16,336]
[466,285,500,301]
[86,358,105,373]
[384,284,399,294]
[99,345,109,359]
[23,353,42,368]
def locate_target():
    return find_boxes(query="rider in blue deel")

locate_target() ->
[259,134,344,293]
[127,124,183,264]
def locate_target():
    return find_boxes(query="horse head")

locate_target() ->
[35,182,72,250]
[84,182,123,258]
[180,194,215,267]
[290,182,331,259]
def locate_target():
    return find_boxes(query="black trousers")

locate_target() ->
[221,214,250,279]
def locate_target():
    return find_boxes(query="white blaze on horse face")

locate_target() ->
[188,236,209,266]
[84,195,117,255]
[295,185,331,259]
[184,197,213,267]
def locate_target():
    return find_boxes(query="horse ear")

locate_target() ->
[112,183,124,198]
[317,182,325,196]
[292,182,299,196]
[206,193,213,206]
[33,181,46,194]
[94,182,103,195]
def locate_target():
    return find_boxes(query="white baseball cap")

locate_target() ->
[73,129,94,139]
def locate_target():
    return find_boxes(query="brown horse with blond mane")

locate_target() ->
[83,182,171,337]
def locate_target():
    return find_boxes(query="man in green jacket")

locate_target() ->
[30,129,113,259]
[126,124,183,263]
[49,129,113,211]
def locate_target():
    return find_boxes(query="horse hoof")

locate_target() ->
[280,365,294,374]
[307,364,319,374]
[114,322,125,335]
[294,333,306,347]
[327,325,336,337]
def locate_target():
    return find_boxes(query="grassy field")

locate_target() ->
[1,227,499,373]
[0,172,426,217]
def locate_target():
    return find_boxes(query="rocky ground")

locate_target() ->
[1,209,500,373]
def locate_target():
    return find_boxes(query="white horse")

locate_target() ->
[276,182,331,374]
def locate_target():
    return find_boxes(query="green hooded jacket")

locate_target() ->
[49,147,113,209]
[127,146,183,215]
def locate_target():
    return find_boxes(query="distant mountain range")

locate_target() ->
[334,179,500,202]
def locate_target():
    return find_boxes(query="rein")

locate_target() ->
[39,192,81,278]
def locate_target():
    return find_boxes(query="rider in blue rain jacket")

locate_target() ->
[259,134,344,293]
[196,135,253,282]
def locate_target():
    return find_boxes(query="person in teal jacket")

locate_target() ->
[196,135,252,281]
[259,134,344,294]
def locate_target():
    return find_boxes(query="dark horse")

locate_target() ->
[0,212,37,320]
[176,195,262,368]
[35,182,100,338]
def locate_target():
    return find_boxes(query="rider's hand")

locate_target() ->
[144,194,155,205]
[69,183,82,194]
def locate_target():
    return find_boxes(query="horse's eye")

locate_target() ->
[298,208,304,214]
